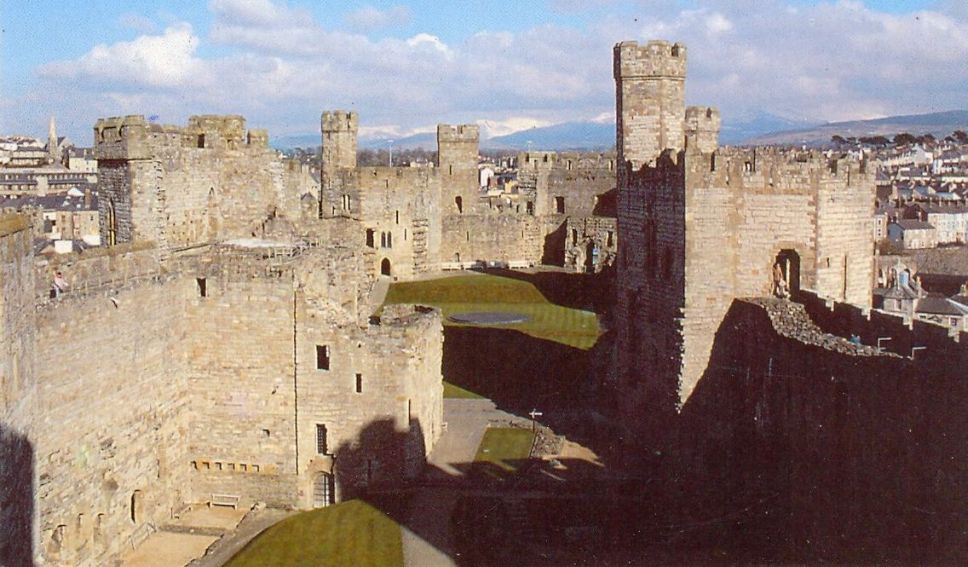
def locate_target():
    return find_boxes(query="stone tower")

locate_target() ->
[321,111,358,173]
[613,40,686,187]
[436,124,480,216]
[612,40,874,447]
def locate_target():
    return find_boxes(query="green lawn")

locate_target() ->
[443,380,484,399]
[474,427,536,472]
[383,274,600,349]
[225,500,403,567]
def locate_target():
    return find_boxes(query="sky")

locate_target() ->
[1,0,966,143]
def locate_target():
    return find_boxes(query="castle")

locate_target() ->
[0,39,965,565]
[611,40,875,431]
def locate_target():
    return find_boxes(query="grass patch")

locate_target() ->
[474,427,535,472]
[383,274,600,349]
[224,500,403,567]
[443,380,484,399]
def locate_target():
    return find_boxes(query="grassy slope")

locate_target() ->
[383,274,600,350]
[474,428,536,472]
[224,501,403,567]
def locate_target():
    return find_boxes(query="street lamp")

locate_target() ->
[528,408,543,436]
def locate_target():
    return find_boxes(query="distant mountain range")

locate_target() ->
[743,110,968,146]
[271,110,968,152]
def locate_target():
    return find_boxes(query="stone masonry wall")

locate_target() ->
[31,261,191,566]
[0,215,38,566]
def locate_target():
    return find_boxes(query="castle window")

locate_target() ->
[197,134,205,149]
[744,161,753,172]
[671,44,680,57]
[316,345,330,370]
[455,196,463,214]
[710,152,716,171]
[526,201,534,215]
[607,231,614,247]
[355,373,363,394]
[404,229,408,240]
[555,196,565,214]
[366,229,375,248]
[571,229,579,246]
[395,210,399,224]
[316,424,328,455]
[196,278,207,298]
[380,232,387,247]
[386,232,392,248]
[130,491,142,524]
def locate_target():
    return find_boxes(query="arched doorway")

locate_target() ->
[774,249,801,297]
[313,473,335,508]
[380,258,392,276]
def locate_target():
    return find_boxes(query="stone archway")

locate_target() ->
[381,258,392,276]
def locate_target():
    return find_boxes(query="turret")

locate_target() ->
[321,111,358,171]
[684,106,720,154]
[613,40,687,185]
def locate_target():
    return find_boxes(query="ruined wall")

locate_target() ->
[185,253,300,509]
[675,296,967,563]
[355,166,442,279]
[295,302,443,502]
[30,247,192,566]
[95,115,302,256]
[0,215,38,566]
[564,215,617,273]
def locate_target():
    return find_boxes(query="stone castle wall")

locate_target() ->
[95,115,304,256]
[613,40,875,425]
[0,215,38,566]
[674,294,967,562]
[2,109,448,566]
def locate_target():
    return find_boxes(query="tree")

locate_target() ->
[831,135,848,146]
[893,132,918,145]
[952,130,968,144]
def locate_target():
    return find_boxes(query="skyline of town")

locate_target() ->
[2,0,967,143]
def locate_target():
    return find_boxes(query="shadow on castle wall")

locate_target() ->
[673,298,968,563]
[540,222,567,267]
[0,425,34,566]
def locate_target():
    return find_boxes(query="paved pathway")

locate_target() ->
[188,508,294,567]
[401,399,526,567]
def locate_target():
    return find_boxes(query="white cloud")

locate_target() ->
[476,117,553,138]
[345,5,412,32]
[39,23,201,88]
[13,0,968,143]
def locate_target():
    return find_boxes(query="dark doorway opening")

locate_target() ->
[381,258,392,276]
[775,249,801,297]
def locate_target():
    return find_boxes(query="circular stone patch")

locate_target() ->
[447,311,530,325]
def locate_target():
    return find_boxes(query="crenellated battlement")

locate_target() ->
[436,124,479,144]
[613,40,687,80]
[683,147,873,194]
[684,106,720,153]
[322,111,358,133]
[94,114,268,160]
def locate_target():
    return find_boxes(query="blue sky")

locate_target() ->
[2,0,965,142]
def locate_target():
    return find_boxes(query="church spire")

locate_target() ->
[47,115,58,164]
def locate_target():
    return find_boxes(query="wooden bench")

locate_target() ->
[440,262,462,271]
[508,260,532,269]
[209,493,241,509]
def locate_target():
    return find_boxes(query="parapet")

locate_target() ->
[437,124,480,144]
[95,114,268,158]
[94,115,151,160]
[613,40,687,80]
[247,129,269,148]
[322,111,359,133]
[685,106,721,154]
